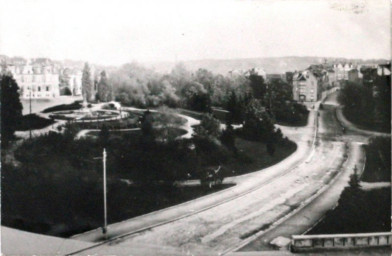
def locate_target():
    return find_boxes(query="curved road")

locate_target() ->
[64,90,361,255]
[235,91,387,253]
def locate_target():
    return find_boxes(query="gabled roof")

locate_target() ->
[293,71,308,81]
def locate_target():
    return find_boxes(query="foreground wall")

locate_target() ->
[291,232,392,252]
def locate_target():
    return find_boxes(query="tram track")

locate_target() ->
[65,110,319,255]
[66,156,313,255]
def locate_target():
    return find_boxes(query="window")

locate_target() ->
[46,86,49,91]
[38,86,41,92]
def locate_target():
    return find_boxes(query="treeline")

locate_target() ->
[107,63,249,110]
[102,63,308,126]
[338,76,391,132]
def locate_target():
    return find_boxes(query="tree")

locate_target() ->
[248,73,267,100]
[1,74,23,147]
[226,90,244,124]
[373,75,391,130]
[220,124,237,153]
[348,165,361,189]
[59,70,70,94]
[181,81,211,112]
[194,114,221,139]
[170,63,191,91]
[97,71,112,102]
[241,99,275,142]
[195,68,215,95]
[140,110,155,141]
[82,63,93,102]
[61,87,72,96]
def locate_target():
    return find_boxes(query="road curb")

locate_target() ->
[220,141,351,255]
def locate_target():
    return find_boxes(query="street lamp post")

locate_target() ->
[102,148,108,236]
[94,148,108,237]
[29,89,32,139]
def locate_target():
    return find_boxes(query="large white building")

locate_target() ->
[7,62,60,99]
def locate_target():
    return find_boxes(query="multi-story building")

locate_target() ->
[292,70,322,102]
[326,68,337,87]
[333,63,355,81]
[347,69,360,83]
[7,62,60,99]
[377,63,391,76]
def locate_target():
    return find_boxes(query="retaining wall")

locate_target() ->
[291,232,392,252]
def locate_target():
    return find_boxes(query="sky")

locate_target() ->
[0,0,390,65]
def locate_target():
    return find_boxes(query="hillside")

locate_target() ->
[143,56,388,75]
[1,55,388,75]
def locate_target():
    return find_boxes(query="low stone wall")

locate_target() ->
[291,232,392,252]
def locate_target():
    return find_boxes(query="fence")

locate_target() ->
[291,232,392,252]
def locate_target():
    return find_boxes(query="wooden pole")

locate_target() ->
[29,89,32,139]
[102,148,108,236]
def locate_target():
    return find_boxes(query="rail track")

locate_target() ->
[65,110,319,255]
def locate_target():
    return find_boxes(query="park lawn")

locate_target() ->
[361,148,391,183]
[343,108,390,133]
[42,101,83,113]
[2,177,232,238]
[16,114,55,131]
[87,127,187,140]
[307,187,390,235]
[177,108,232,123]
[360,137,391,183]
[275,116,308,127]
[222,137,297,177]
[2,134,297,238]
[177,108,204,120]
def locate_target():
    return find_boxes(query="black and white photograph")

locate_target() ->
[0,0,391,255]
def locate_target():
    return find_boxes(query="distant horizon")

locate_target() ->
[1,54,389,68]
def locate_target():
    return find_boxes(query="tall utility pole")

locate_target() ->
[94,149,108,238]
[29,89,32,139]
[102,148,108,235]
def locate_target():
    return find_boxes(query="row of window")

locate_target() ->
[25,85,51,91]
[18,75,57,83]
[24,93,55,98]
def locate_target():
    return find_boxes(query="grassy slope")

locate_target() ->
[223,138,297,177]
[16,114,55,131]
[307,187,390,234]
[343,107,390,133]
